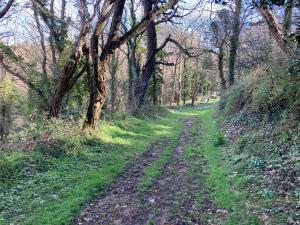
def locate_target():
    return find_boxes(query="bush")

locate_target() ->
[220,66,300,121]
[0,116,83,152]
[214,134,225,146]
[220,83,249,116]
[252,68,300,118]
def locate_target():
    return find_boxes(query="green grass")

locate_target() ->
[0,111,187,225]
[196,107,262,225]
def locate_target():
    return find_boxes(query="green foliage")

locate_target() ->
[213,133,225,146]
[220,83,248,116]
[258,188,276,199]
[0,43,22,62]
[220,66,300,121]
[0,78,21,137]
[0,78,20,104]
[252,68,300,117]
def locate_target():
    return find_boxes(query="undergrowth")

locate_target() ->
[219,66,300,224]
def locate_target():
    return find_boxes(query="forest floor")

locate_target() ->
[1,104,265,225]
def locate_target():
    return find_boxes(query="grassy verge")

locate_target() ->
[0,111,185,225]
[200,108,262,224]
[180,106,262,224]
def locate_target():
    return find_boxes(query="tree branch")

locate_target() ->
[117,0,180,48]
[0,55,47,102]
[0,0,15,19]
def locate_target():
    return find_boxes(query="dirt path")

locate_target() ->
[75,118,206,225]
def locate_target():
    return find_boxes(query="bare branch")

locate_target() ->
[0,55,47,102]
[0,0,15,19]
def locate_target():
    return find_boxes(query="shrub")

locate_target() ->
[220,66,300,121]
[220,84,248,116]
[214,134,225,146]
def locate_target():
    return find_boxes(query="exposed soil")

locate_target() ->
[75,118,212,225]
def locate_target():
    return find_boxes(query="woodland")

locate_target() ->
[0,0,299,224]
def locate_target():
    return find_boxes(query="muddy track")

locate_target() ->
[75,138,171,225]
[137,118,205,225]
[75,118,205,225]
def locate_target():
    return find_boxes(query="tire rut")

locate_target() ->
[136,118,204,225]
[75,117,201,225]
[75,138,170,225]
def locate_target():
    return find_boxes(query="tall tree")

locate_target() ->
[228,0,242,86]
[110,52,120,113]
[134,0,158,108]
[209,9,231,90]
[257,1,294,55]
[83,0,180,129]
[123,0,140,107]
[47,0,92,117]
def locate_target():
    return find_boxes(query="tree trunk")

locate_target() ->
[258,7,292,55]
[84,59,110,129]
[110,52,119,112]
[178,59,182,106]
[134,0,157,108]
[160,81,164,105]
[218,45,226,90]
[0,0,15,19]
[127,38,138,106]
[83,0,126,129]
[228,0,242,87]
[48,77,69,117]
[171,63,177,107]
[152,71,158,105]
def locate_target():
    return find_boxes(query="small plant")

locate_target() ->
[214,134,225,146]
[258,188,276,199]
[146,220,155,225]
[237,136,249,150]
[249,157,266,169]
